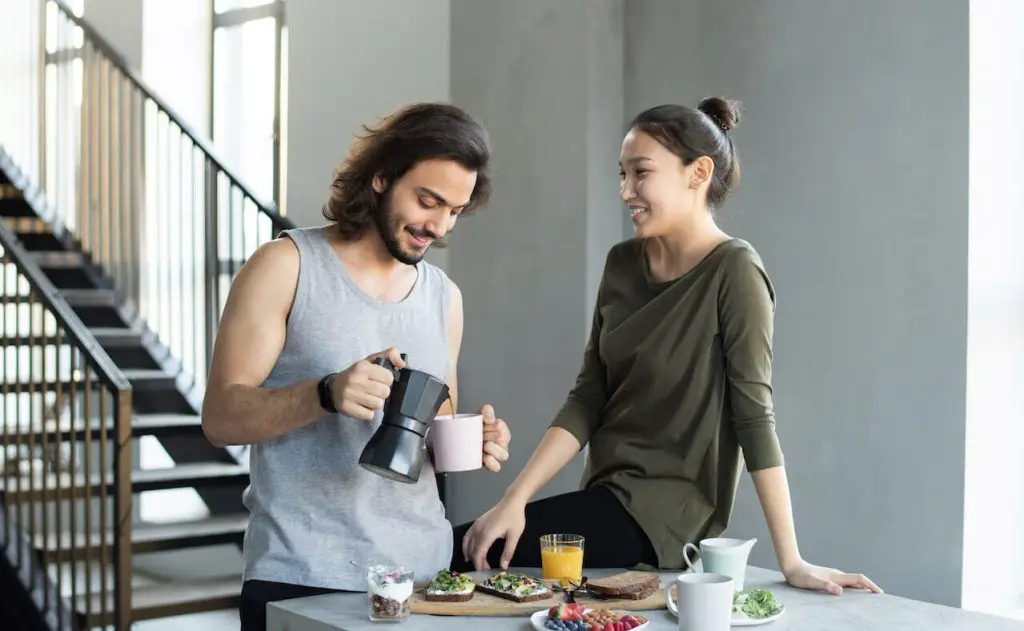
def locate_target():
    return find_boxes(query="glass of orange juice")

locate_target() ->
[540,533,585,587]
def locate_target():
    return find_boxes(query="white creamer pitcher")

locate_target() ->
[683,537,756,591]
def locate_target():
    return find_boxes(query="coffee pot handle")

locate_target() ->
[372,353,406,381]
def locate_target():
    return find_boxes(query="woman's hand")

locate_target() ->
[783,559,882,595]
[461,498,527,571]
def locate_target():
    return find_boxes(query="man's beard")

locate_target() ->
[375,191,431,266]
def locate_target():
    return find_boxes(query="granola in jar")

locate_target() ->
[366,565,414,622]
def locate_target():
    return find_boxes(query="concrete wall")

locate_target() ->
[84,0,143,70]
[443,0,624,527]
[284,0,451,271]
[625,0,969,607]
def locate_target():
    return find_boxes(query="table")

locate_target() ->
[267,566,1024,630]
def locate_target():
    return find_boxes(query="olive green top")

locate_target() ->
[550,237,784,569]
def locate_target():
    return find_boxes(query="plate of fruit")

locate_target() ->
[532,603,649,631]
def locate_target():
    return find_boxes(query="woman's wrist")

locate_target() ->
[779,552,805,576]
[500,483,532,508]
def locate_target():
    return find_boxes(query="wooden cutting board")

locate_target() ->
[408,579,667,617]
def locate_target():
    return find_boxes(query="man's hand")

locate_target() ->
[480,404,510,472]
[331,348,406,421]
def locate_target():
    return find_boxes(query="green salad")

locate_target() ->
[733,588,783,619]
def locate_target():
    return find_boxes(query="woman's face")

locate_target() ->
[619,128,707,238]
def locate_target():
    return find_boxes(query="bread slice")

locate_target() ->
[476,571,553,603]
[423,570,476,602]
[586,571,660,600]
[424,586,475,603]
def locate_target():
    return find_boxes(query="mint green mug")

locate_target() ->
[683,537,756,591]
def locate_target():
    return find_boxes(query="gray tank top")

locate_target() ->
[241,225,454,590]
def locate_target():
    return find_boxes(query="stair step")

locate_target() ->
[5,414,203,443]
[36,513,248,562]
[0,190,35,218]
[123,368,177,390]
[79,577,240,627]
[60,288,118,307]
[29,250,85,268]
[15,230,65,251]
[0,288,118,307]
[0,370,173,391]
[3,462,250,503]
[133,414,204,436]
[89,326,143,347]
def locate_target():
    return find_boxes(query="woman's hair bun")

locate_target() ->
[697,96,742,133]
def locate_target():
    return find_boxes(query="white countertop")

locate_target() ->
[267,566,1024,630]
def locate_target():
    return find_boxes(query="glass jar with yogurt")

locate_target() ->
[366,565,414,622]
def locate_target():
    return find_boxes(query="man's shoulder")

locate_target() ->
[418,258,456,288]
[239,236,300,281]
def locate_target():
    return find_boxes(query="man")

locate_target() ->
[201,103,512,631]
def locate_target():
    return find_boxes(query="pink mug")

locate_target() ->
[431,414,483,473]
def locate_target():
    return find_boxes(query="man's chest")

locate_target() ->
[345,269,419,302]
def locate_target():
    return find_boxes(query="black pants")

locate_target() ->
[240,579,350,631]
[450,485,657,572]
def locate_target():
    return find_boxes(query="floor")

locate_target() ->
[135,608,240,631]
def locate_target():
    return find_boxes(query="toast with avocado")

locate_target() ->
[476,571,552,603]
[424,570,476,602]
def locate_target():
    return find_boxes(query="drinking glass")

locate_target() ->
[540,533,585,587]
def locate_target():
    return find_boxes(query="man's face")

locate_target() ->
[374,159,477,265]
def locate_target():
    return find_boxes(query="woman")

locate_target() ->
[452,98,881,596]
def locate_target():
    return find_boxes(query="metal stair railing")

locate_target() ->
[1,212,133,631]
[0,0,296,401]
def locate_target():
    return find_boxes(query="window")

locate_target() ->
[211,0,284,205]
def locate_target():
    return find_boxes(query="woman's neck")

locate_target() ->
[645,211,730,282]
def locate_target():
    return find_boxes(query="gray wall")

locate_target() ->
[84,0,143,69]
[285,0,450,271]
[444,0,624,526]
[625,0,969,607]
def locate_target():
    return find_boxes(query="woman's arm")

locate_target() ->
[501,427,581,506]
[720,248,881,594]
[752,466,882,594]
[462,267,613,570]
[750,466,801,573]
[460,427,580,570]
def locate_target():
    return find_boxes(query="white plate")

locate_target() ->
[530,608,650,631]
[667,603,786,627]
[731,603,785,626]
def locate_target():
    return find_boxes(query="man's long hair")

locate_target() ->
[322,103,493,240]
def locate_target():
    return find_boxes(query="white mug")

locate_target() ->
[665,572,734,631]
[431,413,483,472]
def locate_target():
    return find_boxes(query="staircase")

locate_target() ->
[1,1,293,628]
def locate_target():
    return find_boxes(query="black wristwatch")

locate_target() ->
[318,373,339,413]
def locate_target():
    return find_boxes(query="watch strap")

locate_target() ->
[318,373,338,413]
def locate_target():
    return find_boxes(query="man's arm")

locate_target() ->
[201,238,401,447]
[201,238,324,447]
